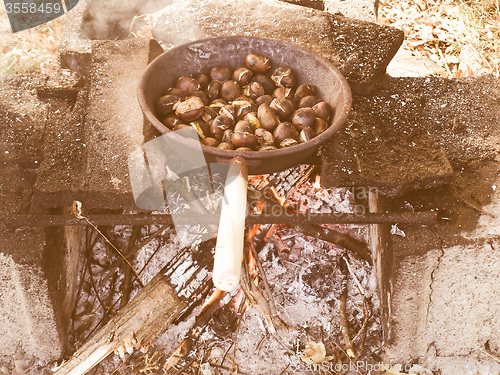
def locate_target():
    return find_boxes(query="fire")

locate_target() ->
[201,288,224,311]
[268,186,289,207]
[313,174,322,190]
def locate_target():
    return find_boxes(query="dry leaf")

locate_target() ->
[300,341,334,365]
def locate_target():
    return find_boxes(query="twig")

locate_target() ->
[352,298,371,359]
[102,225,170,276]
[241,248,276,334]
[249,235,278,315]
[221,295,247,369]
[343,257,366,297]
[481,341,500,363]
[121,226,142,309]
[279,364,290,375]
[339,257,355,359]
[72,201,142,281]
[295,224,372,264]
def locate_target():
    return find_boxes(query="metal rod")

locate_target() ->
[3,211,438,227]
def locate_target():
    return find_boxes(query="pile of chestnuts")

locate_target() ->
[155,53,333,151]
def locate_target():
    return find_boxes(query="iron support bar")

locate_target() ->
[3,211,438,227]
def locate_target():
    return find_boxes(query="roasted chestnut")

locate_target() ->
[255,95,274,107]
[312,117,328,135]
[161,114,183,130]
[210,115,233,141]
[220,80,241,102]
[255,128,275,147]
[312,101,332,121]
[234,120,255,134]
[299,126,316,143]
[294,83,317,103]
[292,108,315,131]
[252,74,275,94]
[235,147,254,152]
[232,132,259,149]
[209,98,228,111]
[222,129,234,144]
[193,73,210,89]
[273,87,294,102]
[280,138,298,148]
[271,66,296,88]
[202,106,218,125]
[232,67,253,86]
[243,112,261,130]
[245,53,271,73]
[257,103,280,132]
[175,76,200,94]
[233,98,256,120]
[258,145,277,151]
[156,94,179,116]
[191,90,209,105]
[298,95,320,108]
[217,142,234,150]
[190,120,210,139]
[219,105,236,124]
[206,80,222,102]
[270,98,294,119]
[164,87,187,100]
[273,122,298,144]
[175,96,205,122]
[210,66,231,81]
[242,82,265,99]
[202,137,219,147]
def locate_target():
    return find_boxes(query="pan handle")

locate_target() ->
[212,156,248,291]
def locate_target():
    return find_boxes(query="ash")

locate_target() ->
[67,166,381,374]
[154,167,381,374]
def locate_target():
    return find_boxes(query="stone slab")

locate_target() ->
[0,75,48,169]
[385,243,500,374]
[321,76,454,196]
[321,75,500,195]
[34,39,163,211]
[324,0,377,22]
[280,0,325,11]
[387,47,446,77]
[0,252,62,363]
[151,0,403,95]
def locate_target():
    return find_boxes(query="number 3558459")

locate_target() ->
[5,2,62,14]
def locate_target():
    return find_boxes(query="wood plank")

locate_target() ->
[54,270,187,375]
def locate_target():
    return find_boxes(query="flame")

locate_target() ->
[313,175,322,190]
[201,288,224,311]
[269,186,289,207]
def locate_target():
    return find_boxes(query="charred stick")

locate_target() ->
[353,297,370,360]
[104,271,119,323]
[120,225,142,309]
[295,224,372,264]
[339,257,355,358]
[240,247,275,332]
[249,239,278,316]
